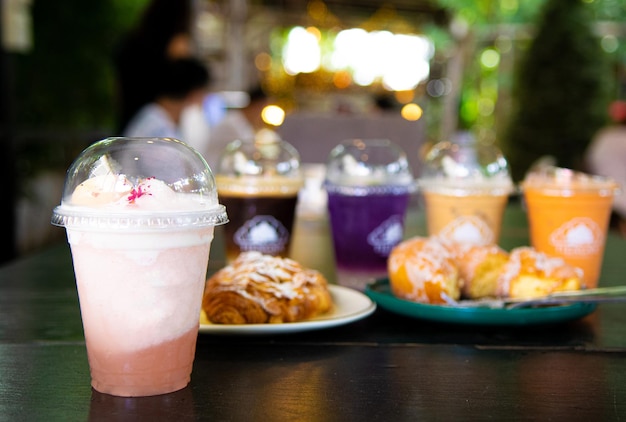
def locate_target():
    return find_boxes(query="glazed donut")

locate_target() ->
[455,244,509,299]
[388,236,461,304]
[496,247,584,299]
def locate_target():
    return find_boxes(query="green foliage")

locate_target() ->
[502,0,611,181]
[11,0,150,187]
[435,0,545,24]
[14,0,149,130]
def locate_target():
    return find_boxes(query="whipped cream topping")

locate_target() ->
[420,142,514,195]
[71,174,134,206]
[69,175,209,211]
[327,154,414,187]
[53,173,227,230]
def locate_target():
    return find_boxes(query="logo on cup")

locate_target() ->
[234,215,289,255]
[549,217,603,256]
[367,215,404,256]
[439,216,494,245]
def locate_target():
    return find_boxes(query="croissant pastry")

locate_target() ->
[202,252,333,324]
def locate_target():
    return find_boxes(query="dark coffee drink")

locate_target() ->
[216,175,301,262]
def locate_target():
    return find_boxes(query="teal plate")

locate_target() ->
[365,279,597,326]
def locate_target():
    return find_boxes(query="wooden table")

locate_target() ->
[2,202,626,421]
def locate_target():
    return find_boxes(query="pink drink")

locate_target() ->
[52,137,227,397]
[69,229,213,396]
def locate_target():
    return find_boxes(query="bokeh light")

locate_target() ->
[282,26,321,74]
[601,35,619,53]
[284,26,434,91]
[395,90,415,104]
[261,105,286,126]
[255,52,272,72]
[401,103,423,121]
[333,70,352,89]
[480,48,500,69]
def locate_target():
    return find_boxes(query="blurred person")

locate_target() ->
[586,100,626,236]
[201,86,270,170]
[123,58,210,141]
[113,0,195,133]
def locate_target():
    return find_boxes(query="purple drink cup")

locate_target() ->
[325,139,414,290]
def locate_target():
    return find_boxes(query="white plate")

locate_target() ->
[198,285,376,335]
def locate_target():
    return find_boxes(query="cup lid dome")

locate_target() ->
[51,137,228,230]
[325,138,414,190]
[419,134,513,194]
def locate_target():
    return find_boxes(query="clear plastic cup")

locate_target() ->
[418,138,514,245]
[325,138,414,290]
[51,137,228,397]
[215,131,303,262]
[521,166,619,288]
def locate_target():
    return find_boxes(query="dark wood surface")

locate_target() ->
[2,204,626,421]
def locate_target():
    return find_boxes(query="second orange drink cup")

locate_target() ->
[419,138,514,246]
[521,166,619,288]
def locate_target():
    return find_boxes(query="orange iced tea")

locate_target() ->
[422,189,509,245]
[419,140,513,246]
[522,168,618,288]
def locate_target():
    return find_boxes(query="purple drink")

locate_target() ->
[325,139,415,290]
[327,187,410,273]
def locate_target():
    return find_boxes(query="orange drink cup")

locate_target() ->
[51,137,228,397]
[422,189,509,244]
[419,139,513,245]
[521,167,619,288]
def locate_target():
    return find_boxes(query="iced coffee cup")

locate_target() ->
[521,166,619,288]
[418,139,514,245]
[325,138,414,291]
[51,137,228,397]
[215,131,303,263]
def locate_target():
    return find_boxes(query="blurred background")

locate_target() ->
[1,0,625,263]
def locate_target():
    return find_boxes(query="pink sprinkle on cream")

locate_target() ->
[127,178,155,203]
